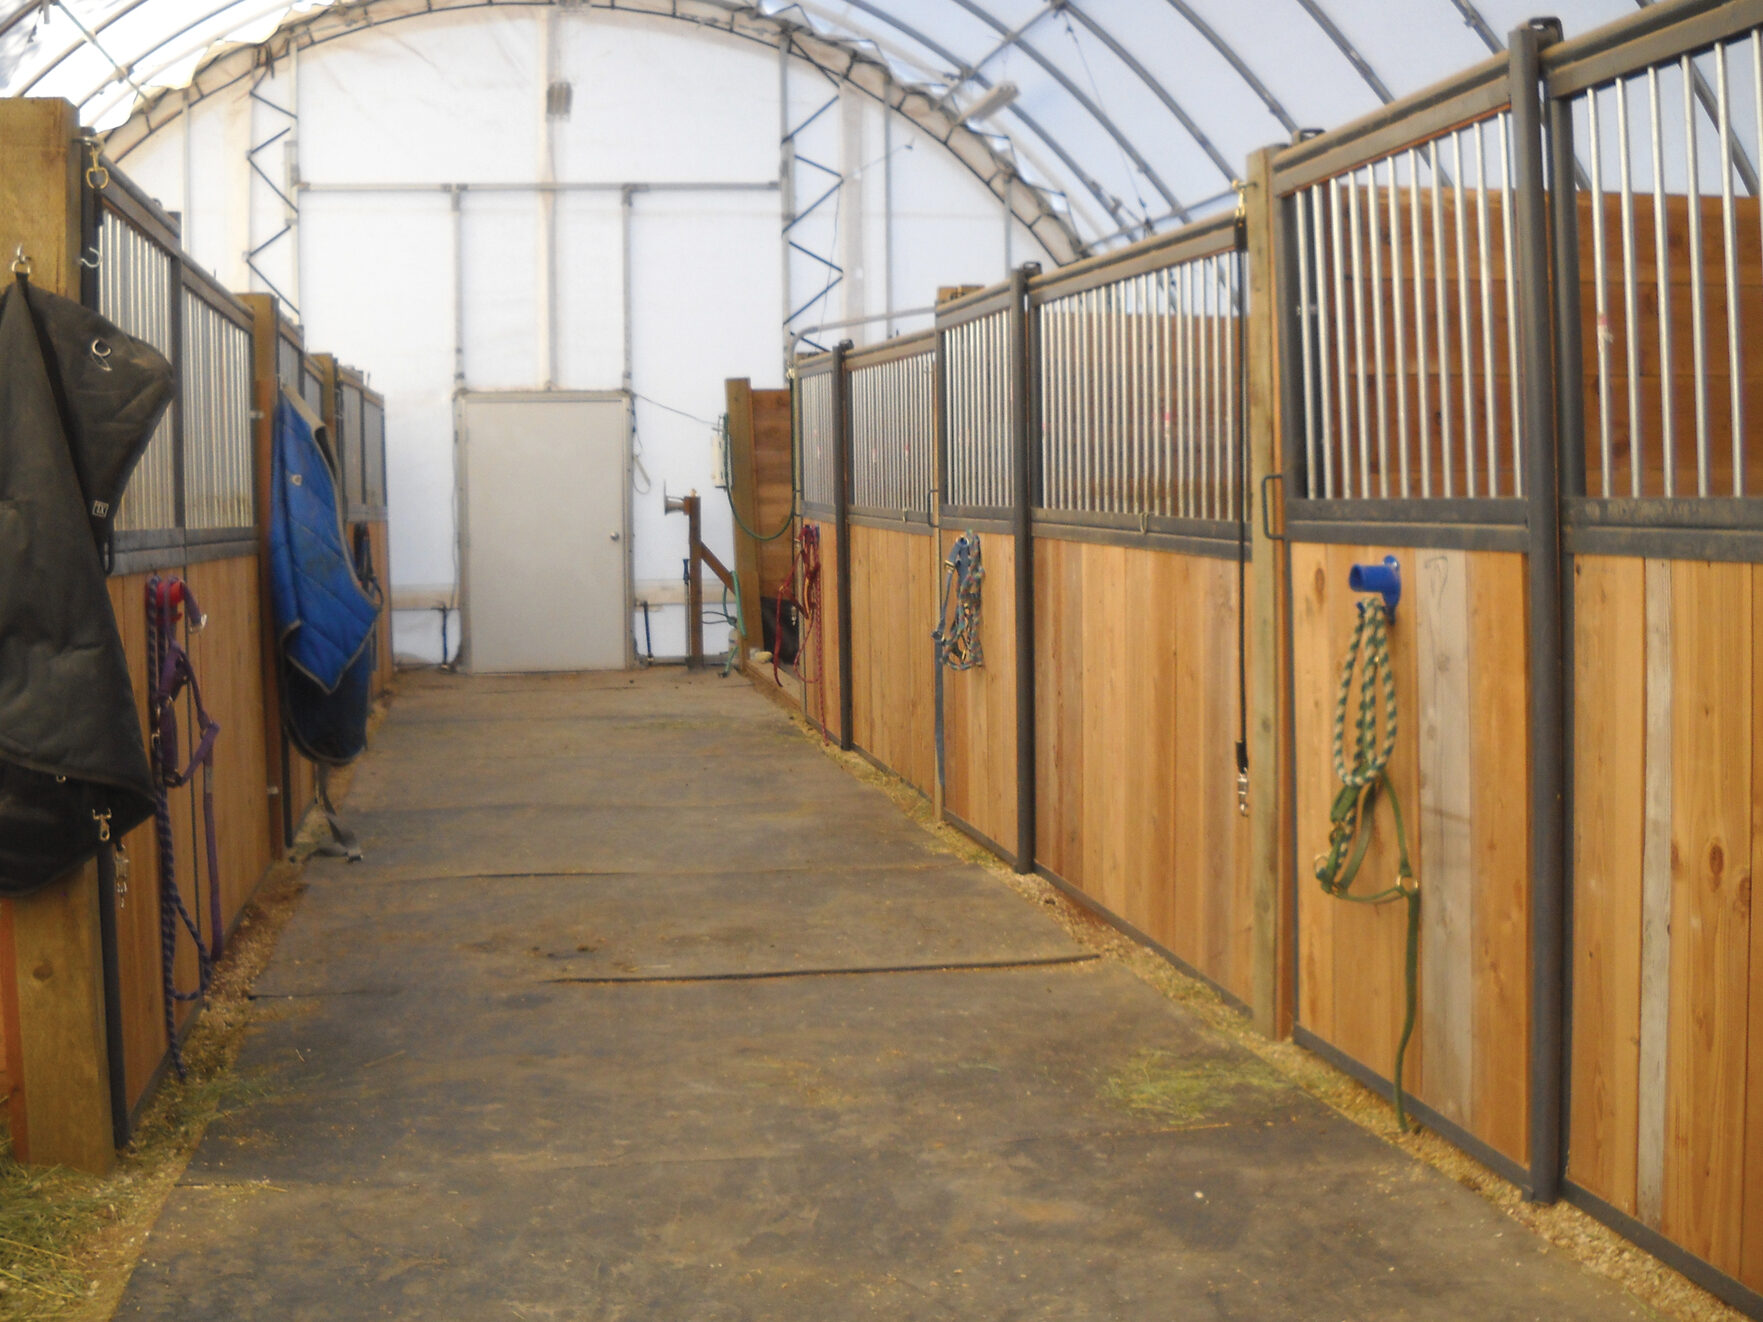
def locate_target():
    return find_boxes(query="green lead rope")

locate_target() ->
[1314,597,1421,1133]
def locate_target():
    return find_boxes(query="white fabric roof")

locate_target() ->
[0,0,1644,253]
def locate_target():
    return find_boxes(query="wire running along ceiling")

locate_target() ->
[0,0,1649,254]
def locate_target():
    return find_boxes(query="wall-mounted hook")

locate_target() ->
[10,246,30,277]
[1348,555,1401,620]
[79,245,101,269]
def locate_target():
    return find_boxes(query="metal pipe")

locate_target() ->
[1332,176,1355,499]
[1511,18,1567,1208]
[1724,42,1747,498]
[1476,120,1499,497]
[1369,159,1391,498]
[1619,77,1644,498]
[1297,186,1319,498]
[1315,186,1337,499]
[1683,56,1710,499]
[1010,265,1037,875]
[1501,113,1523,498]
[1650,67,1675,497]
[1391,152,1411,498]
[1411,148,1432,498]
[1553,88,1587,508]
[1453,130,1478,498]
[831,339,854,749]
[1589,91,1614,498]
[1432,139,1454,498]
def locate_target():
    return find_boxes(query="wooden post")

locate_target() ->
[1244,146,1292,1040]
[724,380,764,665]
[0,99,118,1172]
[243,295,295,855]
[686,495,704,668]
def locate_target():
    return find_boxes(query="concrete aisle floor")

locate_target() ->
[118,670,1646,1321]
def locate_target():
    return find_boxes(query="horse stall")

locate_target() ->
[320,357,395,699]
[1273,54,1548,1189]
[0,98,390,1171]
[845,334,939,800]
[1028,221,1256,1004]
[1545,11,1763,1297]
[793,354,843,743]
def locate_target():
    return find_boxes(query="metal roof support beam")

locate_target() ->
[941,0,1188,221]
[1293,0,1395,103]
[1062,1,1236,187]
[1158,0,1297,134]
[935,4,1058,114]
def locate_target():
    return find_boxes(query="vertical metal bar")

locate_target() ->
[1142,272,1154,513]
[1553,69,1588,511]
[1619,77,1644,498]
[1684,55,1710,499]
[1725,44,1745,497]
[1389,155,1410,498]
[831,342,854,749]
[1009,266,1036,876]
[1331,176,1355,500]
[1315,187,1337,499]
[1159,267,1173,515]
[1589,91,1614,497]
[1432,139,1455,498]
[1410,148,1432,499]
[1476,121,1499,497]
[1511,19,1565,1208]
[1501,113,1523,498]
[1199,259,1214,517]
[1453,130,1479,499]
[1369,160,1391,497]
[1650,66,1676,497]
[1297,187,1320,499]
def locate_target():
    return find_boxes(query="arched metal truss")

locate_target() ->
[0,0,1646,256]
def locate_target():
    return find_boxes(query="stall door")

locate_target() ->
[458,392,629,671]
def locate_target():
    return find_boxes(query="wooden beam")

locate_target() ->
[724,379,764,663]
[1243,146,1291,1039]
[0,98,116,1173]
[243,294,291,856]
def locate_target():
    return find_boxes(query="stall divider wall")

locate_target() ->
[1541,6,1763,1308]
[0,100,392,1171]
[320,356,395,698]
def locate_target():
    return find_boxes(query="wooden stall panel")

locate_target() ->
[184,555,275,933]
[1567,555,1646,1213]
[799,519,841,739]
[106,570,203,1110]
[940,530,1017,855]
[1661,561,1752,1275]
[1292,542,1532,1163]
[847,524,936,797]
[1034,537,1252,1004]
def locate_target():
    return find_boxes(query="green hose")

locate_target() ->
[1314,597,1421,1133]
[718,414,794,543]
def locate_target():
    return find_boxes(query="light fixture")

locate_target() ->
[962,81,1018,123]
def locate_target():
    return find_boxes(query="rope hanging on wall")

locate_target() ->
[146,575,224,1080]
[776,523,827,737]
[935,531,985,671]
[1313,595,1420,1132]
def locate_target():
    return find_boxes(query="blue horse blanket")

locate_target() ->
[269,389,380,764]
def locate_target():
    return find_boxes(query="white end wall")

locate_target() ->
[117,6,1051,664]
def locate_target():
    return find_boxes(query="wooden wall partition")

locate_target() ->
[1035,537,1254,1005]
[798,517,842,740]
[846,523,937,796]
[1568,555,1763,1291]
[1290,541,1533,1168]
[940,528,1018,857]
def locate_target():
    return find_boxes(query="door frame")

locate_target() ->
[455,389,635,672]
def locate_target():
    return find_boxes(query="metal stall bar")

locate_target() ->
[832,339,854,751]
[1010,264,1037,877]
[1026,213,1244,553]
[1549,0,1763,556]
[1510,16,1567,1208]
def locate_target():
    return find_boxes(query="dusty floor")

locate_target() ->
[112,669,1659,1320]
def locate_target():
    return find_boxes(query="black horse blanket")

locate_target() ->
[0,274,174,896]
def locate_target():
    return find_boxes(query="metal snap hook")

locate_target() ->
[10,246,30,276]
[90,337,113,371]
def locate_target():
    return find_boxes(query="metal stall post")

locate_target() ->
[1509,18,1567,1206]
[1011,265,1039,875]
[832,339,855,750]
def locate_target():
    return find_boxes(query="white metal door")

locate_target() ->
[458,392,630,672]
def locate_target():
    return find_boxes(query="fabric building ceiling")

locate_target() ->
[0,0,1652,257]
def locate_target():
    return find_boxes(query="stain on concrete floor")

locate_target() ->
[115,670,1648,1321]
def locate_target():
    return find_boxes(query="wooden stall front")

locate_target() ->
[941,526,1019,859]
[845,521,937,796]
[1036,537,1255,1005]
[796,517,842,740]
[724,378,797,690]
